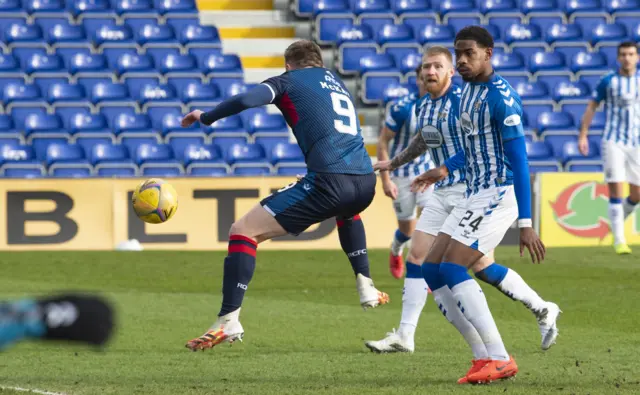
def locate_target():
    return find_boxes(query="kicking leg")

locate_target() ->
[337,215,390,310]
[365,230,431,353]
[472,253,561,350]
[186,203,287,351]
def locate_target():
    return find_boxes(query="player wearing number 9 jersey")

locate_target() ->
[180,40,389,352]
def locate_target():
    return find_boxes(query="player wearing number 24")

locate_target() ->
[180,40,389,352]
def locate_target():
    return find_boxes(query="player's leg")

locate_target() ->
[185,202,288,351]
[621,146,640,249]
[602,141,631,253]
[365,228,433,353]
[0,293,114,351]
[472,252,561,350]
[337,214,371,278]
[623,184,640,220]
[443,187,520,383]
[389,176,417,278]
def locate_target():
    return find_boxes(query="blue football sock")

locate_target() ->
[337,215,371,278]
[219,235,257,316]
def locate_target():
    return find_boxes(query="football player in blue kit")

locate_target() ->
[180,40,389,351]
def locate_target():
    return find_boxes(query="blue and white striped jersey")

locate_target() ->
[592,71,640,147]
[416,84,465,189]
[459,73,524,196]
[384,94,434,177]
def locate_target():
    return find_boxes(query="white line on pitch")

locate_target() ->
[0,385,67,395]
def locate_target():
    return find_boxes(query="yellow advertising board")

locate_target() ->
[0,177,400,251]
[540,173,639,247]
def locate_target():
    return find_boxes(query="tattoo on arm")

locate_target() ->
[390,134,428,170]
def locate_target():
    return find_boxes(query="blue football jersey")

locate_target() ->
[592,70,640,147]
[262,68,373,175]
[384,94,433,177]
[460,73,524,195]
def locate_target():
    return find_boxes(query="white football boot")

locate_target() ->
[185,308,244,351]
[357,273,390,310]
[536,302,561,350]
[365,329,414,353]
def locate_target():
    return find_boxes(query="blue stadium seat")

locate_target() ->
[68,53,110,77]
[134,84,180,110]
[391,0,431,13]
[25,53,65,76]
[590,111,606,131]
[207,115,246,137]
[69,0,112,16]
[526,140,553,160]
[188,166,228,176]
[377,23,413,45]
[566,162,603,172]
[116,53,156,76]
[270,143,305,165]
[124,76,162,100]
[360,14,397,34]
[545,23,585,49]
[353,0,392,15]
[180,82,220,105]
[383,82,418,103]
[313,0,349,15]
[445,16,482,34]
[384,44,421,69]
[115,0,156,14]
[202,54,243,77]
[552,81,591,102]
[504,23,543,45]
[2,165,46,178]
[47,83,88,108]
[316,14,356,44]
[359,53,396,73]
[338,43,378,74]
[571,51,608,76]
[4,23,44,48]
[112,114,151,135]
[48,165,92,178]
[515,81,550,100]
[69,113,110,134]
[439,0,477,14]
[249,113,289,137]
[362,72,403,104]
[90,82,133,107]
[416,24,455,44]
[276,166,308,176]
[491,52,529,78]
[590,23,627,48]
[529,52,572,84]
[0,144,36,164]
[400,14,437,36]
[10,108,47,130]
[135,23,178,49]
[182,144,226,175]
[560,140,599,164]
[134,144,183,177]
[45,143,88,166]
[155,0,197,15]
[296,0,320,16]
[226,143,267,165]
[537,111,575,133]
[90,143,132,166]
[23,113,64,138]
[543,133,578,158]
[93,25,135,48]
[140,165,183,177]
[399,52,421,74]
[179,24,221,49]
[255,136,290,157]
[232,165,272,176]
[565,0,606,15]
[3,83,45,111]
[46,22,88,49]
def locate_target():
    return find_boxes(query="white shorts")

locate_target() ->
[602,140,640,185]
[446,186,518,255]
[391,176,434,221]
[416,183,467,236]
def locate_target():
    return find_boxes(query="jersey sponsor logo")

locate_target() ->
[237,282,248,290]
[421,125,444,148]
[460,112,474,135]
[503,114,521,127]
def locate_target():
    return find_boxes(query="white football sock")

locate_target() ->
[451,280,509,361]
[609,201,626,245]
[623,198,638,219]
[398,278,428,340]
[432,286,489,360]
[498,269,546,313]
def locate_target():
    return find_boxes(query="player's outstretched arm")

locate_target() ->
[387,134,428,170]
[181,85,274,127]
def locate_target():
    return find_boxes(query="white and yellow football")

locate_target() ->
[131,178,178,224]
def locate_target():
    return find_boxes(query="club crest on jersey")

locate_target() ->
[473,101,482,111]
[421,125,444,148]
[437,111,448,121]
[461,112,474,135]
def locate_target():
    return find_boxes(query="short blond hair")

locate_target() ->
[424,45,453,63]
[284,40,324,68]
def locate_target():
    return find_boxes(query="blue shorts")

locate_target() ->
[261,172,376,236]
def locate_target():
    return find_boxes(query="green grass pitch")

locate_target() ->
[0,247,638,395]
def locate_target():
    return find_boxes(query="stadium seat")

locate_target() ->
[359,53,396,73]
[94,25,135,48]
[362,72,403,104]
[232,165,272,176]
[155,0,197,14]
[135,84,180,109]
[526,140,553,160]
[134,143,178,168]
[400,14,437,36]
[565,162,603,172]
[188,166,228,176]
[552,81,591,103]
[492,52,526,72]
[207,115,246,138]
[382,82,418,103]
[226,143,267,165]
[179,82,220,105]
[89,143,130,165]
[537,111,575,133]
[590,23,627,47]
[183,144,225,166]
[46,83,87,105]
[313,0,349,15]
[416,24,455,44]
[3,83,46,111]
[249,113,289,137]
[353,0,392,14]
[504,23,543,45]
[392,0,430,13]
[571,51,608,76]
[270,143,305,165]
[377,23,413,45]
[338,43,378,74]
[202,54,243,77]
[316,14,356,44]
[45,143,87,166]
[0,144,36,164]
[2,165,46,178]
[384,44,421,68]
[515,81,550,100]
[276,166,308,176]
[543,134,578,157]
[560,140,599,164]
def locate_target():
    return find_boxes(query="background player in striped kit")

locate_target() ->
[411,26,548,384]
[578,41,640,255]
[377,66,434,279]
[367,46,559,357]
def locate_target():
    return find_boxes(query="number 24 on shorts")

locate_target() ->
[459,210,483,232]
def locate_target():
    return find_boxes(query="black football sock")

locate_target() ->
[35,293,115,347]
[337,215,371,278]
[219,235,257,317]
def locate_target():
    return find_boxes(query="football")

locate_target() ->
[131,178,178,224]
